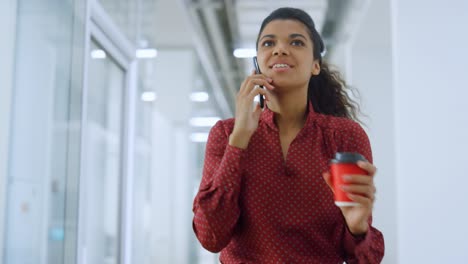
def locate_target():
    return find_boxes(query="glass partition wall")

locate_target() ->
[2,0,87,263]
[1,1,221,263]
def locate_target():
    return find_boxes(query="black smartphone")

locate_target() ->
[252,56,265,108]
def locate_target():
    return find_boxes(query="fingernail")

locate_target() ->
[343,175,351,181]
[267,78,273,82]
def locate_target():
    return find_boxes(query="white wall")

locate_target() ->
[393,0,468,262]
[151,49,194,263]
[350,0,397,263]
[349,0,468,262]
[0,1,17,263]
[151,110,174,263]
[150,116,193,264]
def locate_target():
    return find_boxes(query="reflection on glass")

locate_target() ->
[81,40,125,264]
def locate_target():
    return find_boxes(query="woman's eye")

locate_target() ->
[291,40,305,46]
[262,40,274,47]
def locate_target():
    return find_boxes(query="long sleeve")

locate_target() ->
[192,120,245,253]
[338,121,385,263]
[343,220,385,264]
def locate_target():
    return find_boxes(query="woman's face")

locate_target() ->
[257,19,320,91]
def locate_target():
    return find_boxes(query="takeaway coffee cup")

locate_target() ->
[330,152,368,207]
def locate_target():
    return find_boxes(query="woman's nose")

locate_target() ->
[272,43,289,56]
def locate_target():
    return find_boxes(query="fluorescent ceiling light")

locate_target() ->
[190,92,209,102]
[190,133,209,143]
[91,49,106,59]
[141,91,157,102]
[189,117,221,127]
[233,48,256,58]
[136,49,157,59]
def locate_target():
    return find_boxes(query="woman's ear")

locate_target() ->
[311,61,321,76]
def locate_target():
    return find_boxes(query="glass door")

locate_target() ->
[78,2,137,264]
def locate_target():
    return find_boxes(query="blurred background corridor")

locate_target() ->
[0,0,467,263]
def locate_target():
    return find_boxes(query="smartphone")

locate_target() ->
[252,56,265,108]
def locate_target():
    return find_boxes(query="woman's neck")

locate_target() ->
[267,89,308,130]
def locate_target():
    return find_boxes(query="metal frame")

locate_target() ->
[64,0,90,263]
[89,1,135,68]
[76,1,137,264]
[0,2,18,263]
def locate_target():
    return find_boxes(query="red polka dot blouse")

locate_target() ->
[193,103,385,263]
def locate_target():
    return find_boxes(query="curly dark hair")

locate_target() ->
[256,7,362,121]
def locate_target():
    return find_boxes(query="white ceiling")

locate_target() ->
[235,0,328,49]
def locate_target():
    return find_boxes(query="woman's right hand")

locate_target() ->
[229,71,275,149]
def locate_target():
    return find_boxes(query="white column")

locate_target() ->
[349,0,397,263]
[172,125,192,264]
[150,49,194,263]
[393,0,468,263]
[151,110,174,263]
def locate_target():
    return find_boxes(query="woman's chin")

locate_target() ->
[270,79,308,92]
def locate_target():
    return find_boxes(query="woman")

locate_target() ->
[193,7,384,263]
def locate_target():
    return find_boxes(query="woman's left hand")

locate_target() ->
[323,161,377,235]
